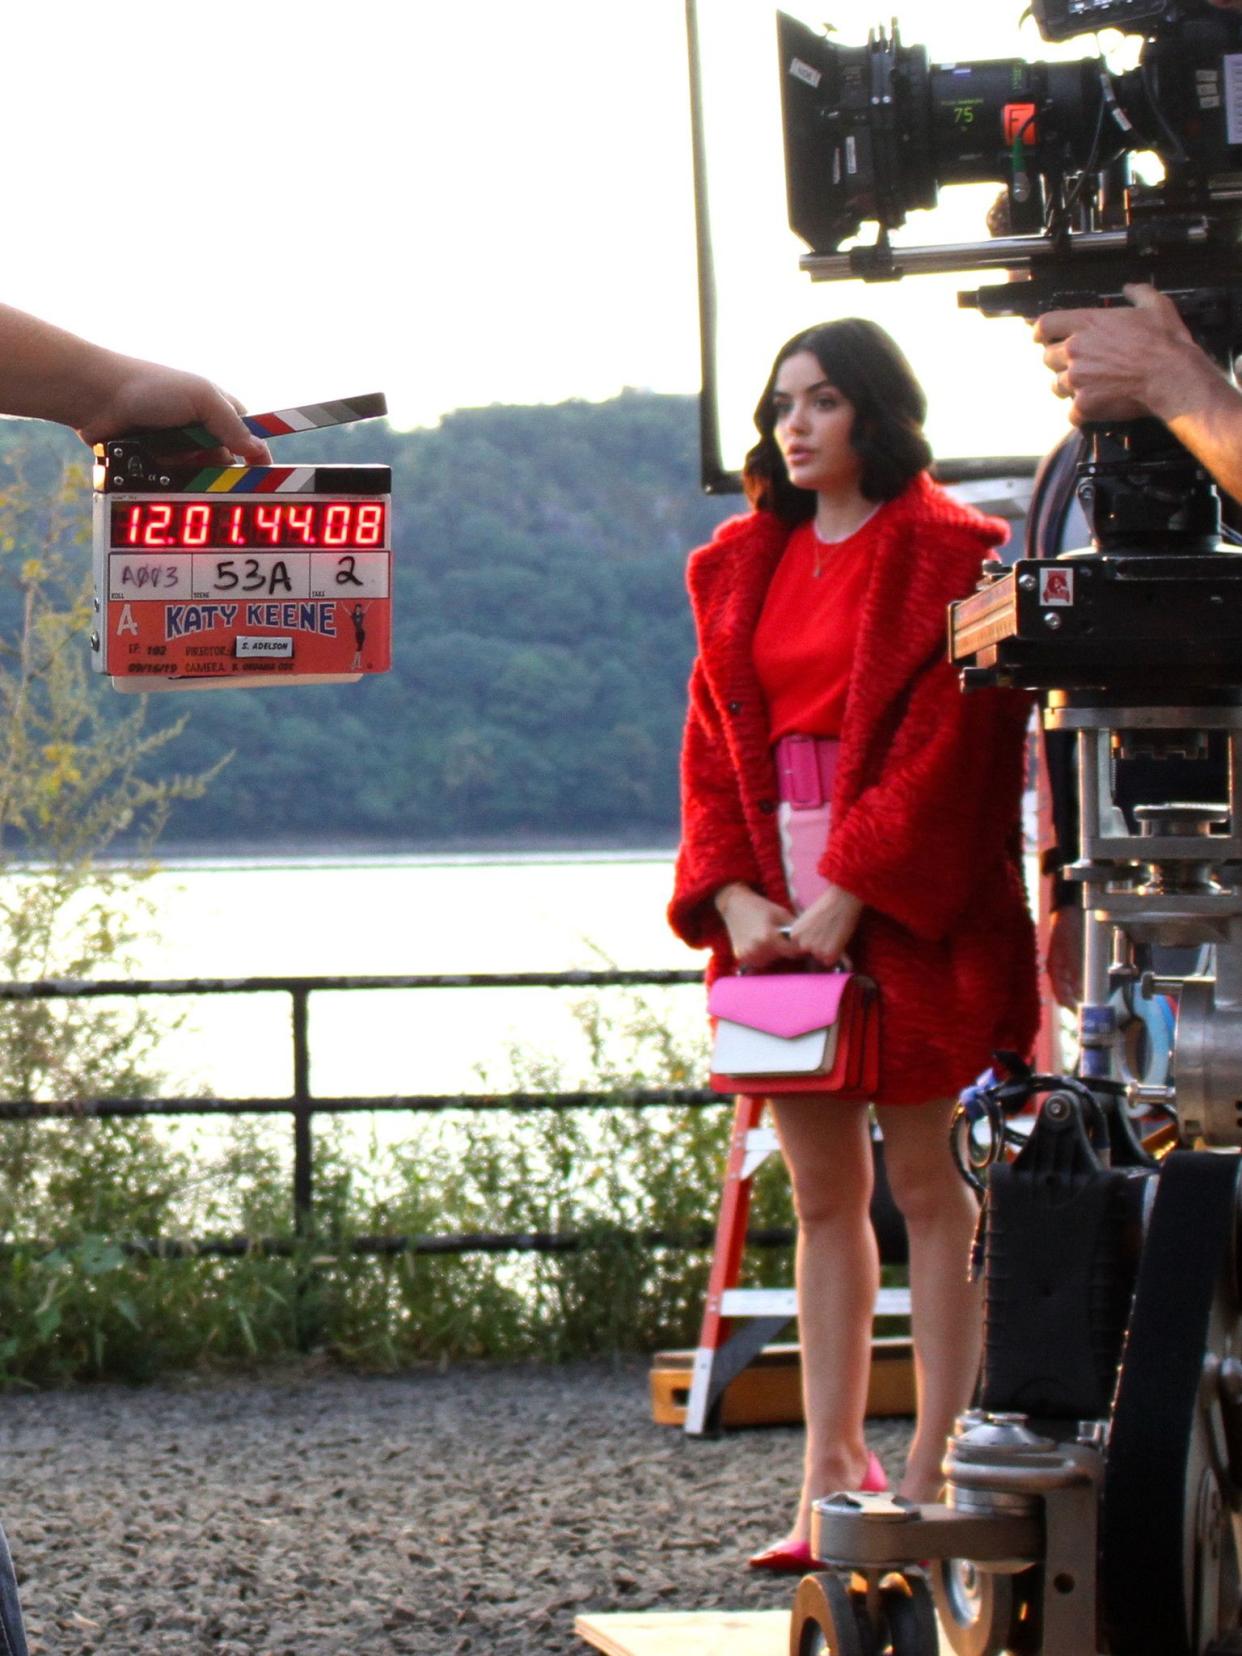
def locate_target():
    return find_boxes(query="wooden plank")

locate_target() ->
[718,1285,910,1319]
[649,1337,915,1427]
[575,1609,788,1656]
[577,1606,952,1655]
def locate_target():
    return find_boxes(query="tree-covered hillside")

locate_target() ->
[0,393,734,848]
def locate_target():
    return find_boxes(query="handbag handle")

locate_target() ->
[775,925,854,974]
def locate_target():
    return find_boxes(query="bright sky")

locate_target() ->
[4,1,1126,463]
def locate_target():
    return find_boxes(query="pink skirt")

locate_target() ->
[773,734,840,913]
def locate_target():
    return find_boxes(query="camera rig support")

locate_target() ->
[791,697,1242,1654]
[790,547,1242,1653]
[763,3,1242,1651]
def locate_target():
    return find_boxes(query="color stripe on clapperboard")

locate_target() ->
[156,392,388,456]
[245,394,386,437]
[181,466,320,494]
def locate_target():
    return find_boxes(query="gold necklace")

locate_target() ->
[811,524,837,578]
[812,505,879,575]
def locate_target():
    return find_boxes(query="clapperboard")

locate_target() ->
[92,394,391,690]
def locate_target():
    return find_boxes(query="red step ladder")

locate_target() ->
[683,1099,911,1436]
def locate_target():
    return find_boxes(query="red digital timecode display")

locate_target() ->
[111,499,388,552]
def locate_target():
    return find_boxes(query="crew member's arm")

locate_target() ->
[1034,283,1242,504]
[0,304,270,462]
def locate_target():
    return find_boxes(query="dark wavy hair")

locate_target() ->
[743,318,933,522]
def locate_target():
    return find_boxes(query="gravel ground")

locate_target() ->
[0,1360,915,1656]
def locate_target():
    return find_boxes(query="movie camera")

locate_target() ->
[779,0,1242,299]
[773,3,1242,1653]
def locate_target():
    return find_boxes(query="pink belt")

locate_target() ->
[774,734,840,810]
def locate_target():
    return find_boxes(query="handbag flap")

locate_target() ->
[708,972,854,1039]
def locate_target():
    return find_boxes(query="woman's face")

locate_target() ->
[771,350,861,495]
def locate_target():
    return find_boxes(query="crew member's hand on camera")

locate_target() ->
[714,883,801,971]
[1034,283,1200,424]
[1035,282,1242,504]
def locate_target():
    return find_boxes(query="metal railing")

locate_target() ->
[0,968,758,1264]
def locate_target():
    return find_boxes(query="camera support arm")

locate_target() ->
[802,224,1242,363]
[800,226,1136,283]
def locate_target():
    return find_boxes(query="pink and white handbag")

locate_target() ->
[708,970,879,1099]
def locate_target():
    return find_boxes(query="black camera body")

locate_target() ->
[1032,0,1187,43]
[779,1,1242,272]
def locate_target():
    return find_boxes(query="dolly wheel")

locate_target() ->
[882,1575,940,1655]
[931,1558,1026,1656]
[790,1571,873,1656]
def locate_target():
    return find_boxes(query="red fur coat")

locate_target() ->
[668,472,1039,1106]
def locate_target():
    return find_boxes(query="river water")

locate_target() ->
[38,837,1046,1112]
[106,851,707,1103]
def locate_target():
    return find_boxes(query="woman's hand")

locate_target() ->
[714,883,800,971]
[787,882,863,968]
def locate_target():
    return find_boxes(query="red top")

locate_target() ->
[752,511,885,741]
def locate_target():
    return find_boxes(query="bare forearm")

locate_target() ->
[1154,358,1242,506]
[0,305,122,429]
[1036,284,1242,503]
[0,303,268,461]
[713,881,755,920]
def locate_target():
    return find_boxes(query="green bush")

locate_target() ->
[0,989,798,1383]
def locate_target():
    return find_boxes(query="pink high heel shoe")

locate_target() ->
[747,1451,888,1573]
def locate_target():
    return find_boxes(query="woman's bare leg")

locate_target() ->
[876,1098,982,1502]
[767,1094,878,1542]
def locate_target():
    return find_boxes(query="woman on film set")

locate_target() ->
[668,318,1038,1570]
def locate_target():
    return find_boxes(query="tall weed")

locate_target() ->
[0,987,796,1381]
